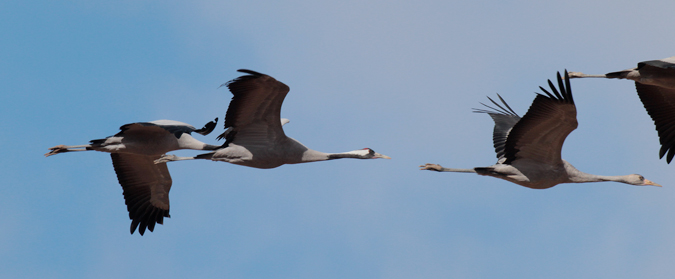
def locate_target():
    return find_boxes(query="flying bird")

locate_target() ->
[156,69,390,168]
[569,56,675,163]
[46,118,219,235]
[420,71,661,189]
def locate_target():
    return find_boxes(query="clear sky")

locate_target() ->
[3,0,675,278]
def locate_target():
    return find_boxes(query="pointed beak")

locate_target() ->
[643,179,662,187]
[374,153,391,159]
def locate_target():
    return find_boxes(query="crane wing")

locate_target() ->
[635,82,675,163]
[110,153,171,235]
[218,69,290,145]
[473,94,521,162]
[109,119,219,141]
[193,118,219,136]
[638,56,675,71]
[503,71,577,165]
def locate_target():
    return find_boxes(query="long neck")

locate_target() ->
[177,134,221,151]
[565,163,632,184]
[568,172,632,183]
[327,151,371,160]
[300,149,368,162]
[179,140,221,151]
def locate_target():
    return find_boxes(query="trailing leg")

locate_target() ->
[44,144,92,157]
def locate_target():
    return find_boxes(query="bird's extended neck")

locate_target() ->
[568,172,631,184]
[327,151,369,160]
[177,134,221,151]
[563,161,659,187]
[300,149,374,162]
[564,163,632,184]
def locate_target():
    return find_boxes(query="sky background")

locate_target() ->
[3,0,675,278]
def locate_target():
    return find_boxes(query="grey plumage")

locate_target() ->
[421,71,660,189]
[569,56,675,163]
[45,118,220,235]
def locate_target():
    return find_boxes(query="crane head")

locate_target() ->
[628,174,661,187]
[362,148,391,159]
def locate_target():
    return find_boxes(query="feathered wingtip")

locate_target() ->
[658,144,673,163]
[236,69,265,76]
[473,93,519,117]
[129,209,170,235]
[537,70,574,104]
[218,69,267,89]
[195,117,218,136]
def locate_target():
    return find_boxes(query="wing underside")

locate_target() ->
[473,94,521,162]
[635,82,675,163]
[110,153,172,235]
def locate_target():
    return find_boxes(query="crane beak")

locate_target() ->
[643,179,662,187]
[374,153,391,159]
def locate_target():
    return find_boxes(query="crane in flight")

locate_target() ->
[420,71,661,189]
[46,118,219,235]
[569,56,675,163]
[157,69,391,168]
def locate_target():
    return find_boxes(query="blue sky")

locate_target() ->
[3,0,675,278]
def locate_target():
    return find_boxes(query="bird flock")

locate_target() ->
[46,57,675,235]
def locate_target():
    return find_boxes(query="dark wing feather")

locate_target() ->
[635,82,675,163]
[636,60,675,89]
[116,122,190,139]
[473,94,521,161]
[117,119,219,139]
[110,153,171,235]
[194,118,218,136]
[503,71,577,165]
[217,69,290,144]
[639,58,675,71]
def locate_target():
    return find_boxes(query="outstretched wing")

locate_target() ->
[473,94,521,162]
[635,82,675,163]
[217,69,290,146]
[121,121,194,135]
[503,71,577,165]
[110,153,171,235]
[124,118,219,137]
